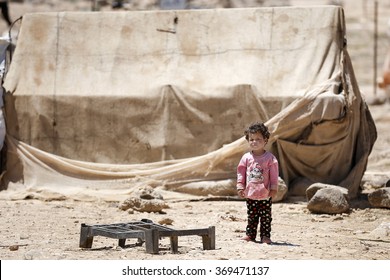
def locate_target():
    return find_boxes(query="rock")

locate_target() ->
[9,245,19,251]
[368,187,390,208]
[158,218,174,225]
[24,250,47,260]
[131,185,163,200]
[289,177,315,196]
[361,173,390,191]
[119,185,167,212]
[19,234,30,240]
[306,183,349,201]
[369,222,390,239]
[307,188,350,214]
[119,197,169,213]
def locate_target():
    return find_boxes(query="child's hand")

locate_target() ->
[237,189,245,198]
[269,189,277,199]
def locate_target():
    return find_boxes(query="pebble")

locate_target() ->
[9,245,19,251]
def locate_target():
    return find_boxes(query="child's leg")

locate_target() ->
[259,198,272,239]
[245,198,260,240]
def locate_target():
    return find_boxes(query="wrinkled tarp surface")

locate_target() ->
[0,6,376,201]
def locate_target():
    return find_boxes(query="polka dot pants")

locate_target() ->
[245,198,272,240]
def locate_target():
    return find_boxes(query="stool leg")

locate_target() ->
[136,238,144,246]
[118,239,126,248]
[202,226,216,250]
[144,229,159,254]
[79,224,94,248]
[170,236,179,253]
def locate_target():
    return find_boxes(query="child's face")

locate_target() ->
[248,132,267,154]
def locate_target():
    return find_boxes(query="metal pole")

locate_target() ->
[374,0,378,96]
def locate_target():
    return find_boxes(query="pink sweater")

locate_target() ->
[236,151,279,200]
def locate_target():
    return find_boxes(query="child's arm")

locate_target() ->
[268,159,279,199]
[236,156,247,197]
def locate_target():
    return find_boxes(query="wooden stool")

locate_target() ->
[79,219,215,254]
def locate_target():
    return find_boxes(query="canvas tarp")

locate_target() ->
[0,6,376,201]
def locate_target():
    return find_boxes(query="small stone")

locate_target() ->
[9,245,19,251]
[159,218,174,225]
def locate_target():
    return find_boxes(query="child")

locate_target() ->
[236,122,279,244]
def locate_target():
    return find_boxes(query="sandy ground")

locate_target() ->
[0,0,389,261]
[0,184,389,260]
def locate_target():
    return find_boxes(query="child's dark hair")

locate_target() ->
[244,122,270,141]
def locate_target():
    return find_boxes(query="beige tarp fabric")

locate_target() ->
[0,6,376,201]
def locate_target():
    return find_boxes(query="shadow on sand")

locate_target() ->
[255,240,300,247]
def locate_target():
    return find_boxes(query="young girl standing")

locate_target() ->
[236,122,279,244]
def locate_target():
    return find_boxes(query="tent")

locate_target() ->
[0,6,376,201]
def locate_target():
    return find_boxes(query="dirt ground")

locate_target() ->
[0,0,389,261]
[0,184,389,260]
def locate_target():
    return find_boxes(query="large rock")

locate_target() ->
[307,188,350,214]
[118,185,168,213]
[306,183,349,201]
[119,197,169,213]
[368,187,390,208]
